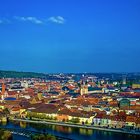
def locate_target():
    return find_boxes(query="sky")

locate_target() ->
[0,0,140,73]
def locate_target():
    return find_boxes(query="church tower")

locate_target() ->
[1,83,6,100]
[80,81,88,95]
[1,83,8,101]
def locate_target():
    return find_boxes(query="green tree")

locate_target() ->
[85,120,88,124]
[3,108,10,117]
[0,129,12,140]
[70,118,80,123]
[31,134,57,140]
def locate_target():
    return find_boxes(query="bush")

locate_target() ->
[0,129,12,140]
[69,118,80,123]
[32,134,57,140]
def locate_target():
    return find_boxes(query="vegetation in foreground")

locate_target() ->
[31,134,57,140]
[0,129,12,140]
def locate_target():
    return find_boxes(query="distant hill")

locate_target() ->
[0,70,46,78]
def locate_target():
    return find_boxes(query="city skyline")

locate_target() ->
[0,0,140,73]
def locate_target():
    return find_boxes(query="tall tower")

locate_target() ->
[2,83,6,94]
[1,83,6,100]
[80,82,88,95]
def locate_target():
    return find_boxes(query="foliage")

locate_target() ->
[85,120,88,124]
[27,112,56,120]
[3,108,10,116]
[0,70,46,78]
[0,129,12,140]
[69,118,80,123]
[31,134,57,140]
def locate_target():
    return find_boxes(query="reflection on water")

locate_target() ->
[20,121,27,128]
[55,125,72,133]
[79,128,93,135]
[0,121,140,140]
[1,122,7,126]
[52,125,55,130]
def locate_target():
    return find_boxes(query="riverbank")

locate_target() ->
[12,118,140,136]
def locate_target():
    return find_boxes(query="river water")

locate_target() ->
[0,121,139,140]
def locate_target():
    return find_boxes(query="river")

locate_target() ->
[0,121,139,140]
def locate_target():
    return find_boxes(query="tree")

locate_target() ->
[70,118,80,123]
[85,120,88,125]
[31,134,56,140]
[0,129,12,140]
[3,108,10,117]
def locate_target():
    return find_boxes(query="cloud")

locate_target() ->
[0,16,66,25]
[48,16,65,24]
[14,16,44,24]
[0,19,11,24]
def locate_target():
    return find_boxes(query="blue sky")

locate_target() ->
[0,0,140,73]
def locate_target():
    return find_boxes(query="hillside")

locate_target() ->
[0,70,46,78]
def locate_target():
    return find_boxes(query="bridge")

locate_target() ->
[0,127,74,140]
[0,127,40,138]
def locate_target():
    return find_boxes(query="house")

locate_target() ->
[103,87,119,93]
[88,87,103,94]
[68,110,95,124]
[10,107,21,115]
[57,108,70,122]
[132,83,140,89]
[126,116,137,126]
[27,103,59,119]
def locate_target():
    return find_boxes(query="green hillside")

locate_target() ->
[0,70,46,78]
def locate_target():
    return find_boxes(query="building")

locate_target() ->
[1,83,8,101]
[80,85,88,95]
[132,82,140,89]
[119,99,130,109]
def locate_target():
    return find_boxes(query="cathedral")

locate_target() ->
[80,82,88,95]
